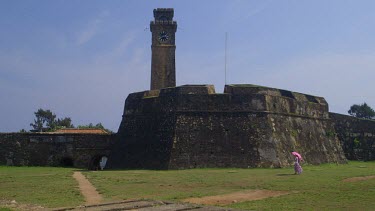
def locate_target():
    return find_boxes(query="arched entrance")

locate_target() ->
[60,157,74,167]
[88,155,108,170]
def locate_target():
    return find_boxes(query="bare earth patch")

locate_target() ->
[73,171,103,205]
[182,189,292,205]
[0,200,44,211]
[342,175,375,182]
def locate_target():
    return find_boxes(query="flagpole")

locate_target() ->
[225,32,227,85]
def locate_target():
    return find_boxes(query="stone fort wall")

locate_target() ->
[0,132,115,169]
[2,85,374,169]
[109,84,347,169]
[330,113,375,161]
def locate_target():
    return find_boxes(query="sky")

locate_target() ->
[1,0,375,132]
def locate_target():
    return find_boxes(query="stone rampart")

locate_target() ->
[0,133,115,169]
[330,113,375,161]
[110,84,346,169]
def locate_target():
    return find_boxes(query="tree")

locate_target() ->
[30,109,56,132]
[348,102,375,119]
[56,117,74,128]
[77,123,113,134]
[30,108,74,131]
[29,109,111,133]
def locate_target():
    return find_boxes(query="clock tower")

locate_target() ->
[150,8,177,90]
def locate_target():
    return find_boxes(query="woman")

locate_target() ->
[292,151,303,175]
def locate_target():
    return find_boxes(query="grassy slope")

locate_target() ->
[84,161,375,211]
[0,166,83,208]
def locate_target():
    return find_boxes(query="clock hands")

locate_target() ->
[158,31,169,42]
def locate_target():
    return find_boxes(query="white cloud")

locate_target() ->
[93,32,137,65]
[76,10,110,46]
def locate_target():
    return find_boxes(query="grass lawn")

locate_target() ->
[83,161,375,210]
[0,161,374,210]
[0,166,83,208]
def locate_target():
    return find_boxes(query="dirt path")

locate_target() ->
[73,171,103,205]
[182,189,291,205]
[342,175,375,182]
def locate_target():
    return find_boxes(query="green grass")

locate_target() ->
[0,208,13,211]
[83,161,375,210]
[0,166,83,208]
[0,162,374,210]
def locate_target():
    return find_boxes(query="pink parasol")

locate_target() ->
[292,151,303,160]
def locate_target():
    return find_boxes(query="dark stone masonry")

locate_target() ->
[1,85,374,169]
[108,84,347,169]
[0,132,115,169]
[330,113,375,161]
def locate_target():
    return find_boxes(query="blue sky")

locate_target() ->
[1,0,375,132]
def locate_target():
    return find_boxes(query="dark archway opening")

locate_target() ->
[89,155,107,170]
[60,157,74,167]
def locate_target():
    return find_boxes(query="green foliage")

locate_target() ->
[77,123,113,134]
[353,138,360,148]
[325,131,336,138]
[290,130,298,137]
[30,109,74,132]
[348,102,375,119]
[56,117,74,128]
[18,129,27,133]
[29,108,112,133]
[30,109,56,132]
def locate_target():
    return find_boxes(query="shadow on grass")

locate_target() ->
[276,173,295,176]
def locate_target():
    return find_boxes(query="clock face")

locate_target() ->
[158,31,169,43]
